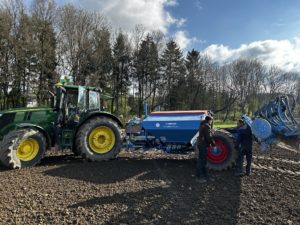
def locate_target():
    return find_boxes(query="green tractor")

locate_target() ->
[0,83,123,169]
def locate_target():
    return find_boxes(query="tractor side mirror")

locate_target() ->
[48,91,55,108]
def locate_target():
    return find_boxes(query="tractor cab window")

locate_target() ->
[66,89,78,113]
[77,86,100,112]
[89,91,100,110]
[66,90,78,109]
[78,86,87,112]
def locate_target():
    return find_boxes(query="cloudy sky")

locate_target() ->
[6,0,300,71]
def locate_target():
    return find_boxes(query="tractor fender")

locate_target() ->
[77,112,124,129]
[16,123,52,149]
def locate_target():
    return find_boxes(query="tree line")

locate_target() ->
[0,0,299,120]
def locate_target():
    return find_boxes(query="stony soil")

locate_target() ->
[0,145,299,225]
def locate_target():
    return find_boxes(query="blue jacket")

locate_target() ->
[236,125,253,148]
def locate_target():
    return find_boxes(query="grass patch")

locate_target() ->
[214,121,236,128]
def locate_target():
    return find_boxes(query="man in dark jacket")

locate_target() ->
[235,119,253,176]
[196,115,216,183]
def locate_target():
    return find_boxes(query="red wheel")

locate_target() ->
[207,139,229,164]
[206,130,236,171]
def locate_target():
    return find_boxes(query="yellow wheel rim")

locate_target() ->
[88,126,116,154]
[16,139,39,161]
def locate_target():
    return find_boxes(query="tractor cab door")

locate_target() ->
[55,86,67,125]
[55,86,80,127]
[65,87,80,124]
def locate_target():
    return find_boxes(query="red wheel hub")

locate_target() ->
[207,139,229,163]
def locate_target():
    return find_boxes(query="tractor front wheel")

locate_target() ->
[0,129,46,169]
[75,117,122,161]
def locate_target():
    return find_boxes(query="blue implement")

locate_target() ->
[243,95,300,151]
[126,110,209,151]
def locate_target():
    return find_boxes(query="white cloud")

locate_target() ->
[175,18,187,28]
[64,0,198,50]
[203,38,300,72]
[64,0,183,34]
[174,30,199,50]
[195,0,203,10]
[165,0,177,6]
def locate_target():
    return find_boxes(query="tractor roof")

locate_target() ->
[60,84,113,100]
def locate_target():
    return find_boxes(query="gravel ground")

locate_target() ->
[0,145,299,225]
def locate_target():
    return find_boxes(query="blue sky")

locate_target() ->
[167,0,300,50]
[19,0,300,49]
[3,0,300,71]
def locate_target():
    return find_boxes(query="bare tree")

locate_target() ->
[228,59,264,114]
[57,4,100,84]
[264,65,285,97]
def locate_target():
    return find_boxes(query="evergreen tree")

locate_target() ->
[111,32,131,114]
[160,40,185,110]
[0,10,11,109]
[148,40,160,110]
[89,27,113,91]
[31,0,57,105]
[133,35,160,116]
[3,0,30,108]
[185,49,202,109]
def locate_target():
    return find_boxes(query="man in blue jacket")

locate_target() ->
[235,119,253,176]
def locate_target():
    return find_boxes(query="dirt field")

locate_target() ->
[0,145,299,225]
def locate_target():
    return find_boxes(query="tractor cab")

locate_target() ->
[54,84,112,127]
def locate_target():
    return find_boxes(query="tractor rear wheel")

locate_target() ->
[75,117,122,161]
[0,129,46,169]
[207,130,236,171]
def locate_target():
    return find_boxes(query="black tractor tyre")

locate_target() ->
[75,116,122,161]
[206,129,236,171]
[0,129,46,169]
[71,142,80,156]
